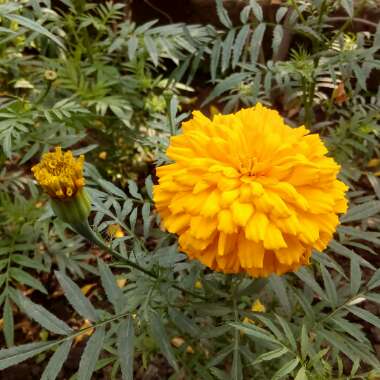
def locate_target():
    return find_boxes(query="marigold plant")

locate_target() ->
[154,104,348,277]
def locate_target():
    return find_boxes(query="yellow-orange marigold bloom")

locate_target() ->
[153,104,348,277]
[32,147,85,199]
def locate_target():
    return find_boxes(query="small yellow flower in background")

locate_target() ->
[44,70,57,81]
[251,299,266,313]
[32,147,84,199]
[368,158,380,168]
[32,147,91,225]
[154,104,348,278]
[107,224,125,239]
[98,151,108,160]
[194,280,202,289]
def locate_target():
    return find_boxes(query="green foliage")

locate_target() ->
[0,0,379,379]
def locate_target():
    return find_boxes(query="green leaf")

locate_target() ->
[269,276,291,316]
[341,0,354,17]
[231,334,242,380]
[0,341,57,370]
[250,23,266,64]
[329,239,374,269]
[78,327,105,380]
[350,257,361,295]
[149,309,178,371]
[98,259,123,312]
[341,201,380,223]
[4,14,65,49]
[55,271,98,322]
[18,293,72,335]
[250,0,263,21]
[230,322,278,344]
[233,25,250,67]
[346,305,380,329]
[295,267,326,301]
[117,316,134,380]
[275,315,296,351]
[127,180,143,200]
[168,308,199,337]
[202,73,248,105]
[215,0,232,28]
[41,340,72,380]
[4,298,14,347]
[252,346,288,364]
[294,367,308,380]
[272,24,284,56]
[222,29,236,72]
[10,267,47,294]
[210,39,222,82]
[320,264,338,307]
[98,179,127,199]
[273,357,299,379]
[144,35,158,66]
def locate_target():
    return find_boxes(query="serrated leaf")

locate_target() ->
[341,201,380,223]
[127,180,143,200]
[230,322,278,344]
[250,23,266,64]
[78,327,105,380]
[4,298,14,347]
[346,306,380,329]
[215,0,232,28]
[210,39,222,82]
[118,316,134,380]
[295,267,326,301]
[272,24,284,56]
[4,14,65,49]
[18,293,72,335]
[168,308,199,337]
[269,276,291,316]
[233,25,250,67]
[202,73,248,106]
[41,340,72,380]
[250,0,263,21]
[350,257,361,295]
[222,29,236,72]
[276,7,288,23]
[273,357,299,379]
[275,315,296,351]
[55,271,98,322]
[98,179,126,199]
[149,310,178,371]
[320,264,338,307]
[10,267,47,294]
[98,259,123,313]
[252,346,288,364]
[0,341,57,370]
[144,35,158,66]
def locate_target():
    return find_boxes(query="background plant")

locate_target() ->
[0,0,379,379]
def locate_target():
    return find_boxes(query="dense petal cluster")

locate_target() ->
[32,147,85,199]
[154,104,348,277]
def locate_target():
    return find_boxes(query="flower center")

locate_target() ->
[239,156,258,176]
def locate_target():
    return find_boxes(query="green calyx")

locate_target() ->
[50,187,91,225]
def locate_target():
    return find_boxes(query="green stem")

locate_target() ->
[72,221,207,301]
[35,81,52,105]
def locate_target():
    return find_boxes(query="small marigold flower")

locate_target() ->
[251,299,266,313]
[107,224,125,239]
[32,147,84,199]
[32,147,90,225]
[153,104,348,277]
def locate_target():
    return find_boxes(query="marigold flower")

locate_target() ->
[32,147,85,199]
[32,147,91,225]
[154,104,348,277]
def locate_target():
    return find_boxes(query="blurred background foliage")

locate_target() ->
[0,0,380,379]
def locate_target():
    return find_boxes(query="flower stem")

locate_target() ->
[71,221,207,301]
